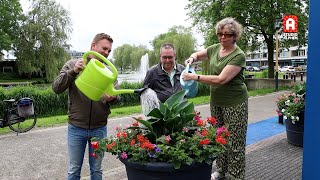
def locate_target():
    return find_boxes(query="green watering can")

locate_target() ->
[75,51,146,101]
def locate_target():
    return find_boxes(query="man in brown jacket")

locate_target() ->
[52,33,118,180]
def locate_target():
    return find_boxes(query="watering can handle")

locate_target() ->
[82,51,118,78]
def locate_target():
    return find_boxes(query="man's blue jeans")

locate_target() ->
[67,124,107,180]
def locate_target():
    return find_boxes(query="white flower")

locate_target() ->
[296,116,300,121]
[284,116,287,120]
[292,120,295,124]
[291,116,295,120]
[281,109,285,113]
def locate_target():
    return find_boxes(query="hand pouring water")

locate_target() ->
[75,51,146,101]
[180,63,198,98]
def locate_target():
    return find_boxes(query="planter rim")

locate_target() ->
[119,157,213,172]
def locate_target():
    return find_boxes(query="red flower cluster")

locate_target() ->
[137,134,155,151]
[90,141,100,159]
[215,136,227,145]
[207,117,217,125]
[215,127,230,145]
[107,142,116,150]
[90,110,230,167]
[91,141,99,149]
[201,129,209,136]
[200,138,210,145]
[116,131,127,138]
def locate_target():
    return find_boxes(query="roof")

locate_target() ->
[1,50,16,61]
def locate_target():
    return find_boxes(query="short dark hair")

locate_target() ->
[92,33,113,44]
[160,43,176,54]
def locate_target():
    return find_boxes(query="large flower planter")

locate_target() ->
[285,111,304,147]
[119,158,213,180]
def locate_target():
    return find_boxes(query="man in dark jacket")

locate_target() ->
[143,43,185,103]
[52,33,118,180]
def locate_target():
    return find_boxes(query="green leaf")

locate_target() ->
[172,100,189,114]
[183,102,195,114]
[147,108,163,118]
[132,118,156,137]
[164,90,186,109]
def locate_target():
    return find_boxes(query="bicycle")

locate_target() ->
[0,98,37,134]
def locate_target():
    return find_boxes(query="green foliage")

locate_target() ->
[116,82,142,107]
[113,44,150,71]
[0,82,211,118]
[253,70,268,78]
[0,85,68,117]
[112,25,197,70]
[135,90,195,140]
[14,0,72,82]
[293,82,306,95]
[0,0,23,51]
[150,26,196,66]
[92,90,229,169]
[186,0,309,78]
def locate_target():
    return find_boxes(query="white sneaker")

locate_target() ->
[211,172,226,180]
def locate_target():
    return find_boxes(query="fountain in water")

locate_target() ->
[138,53,149,81]
[140,88,160,116]
[117,53,149,83]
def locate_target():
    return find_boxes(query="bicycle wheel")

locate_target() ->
[8,113,37,133]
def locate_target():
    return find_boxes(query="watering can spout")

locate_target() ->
[105,87,148,96]
[134,87,148,95]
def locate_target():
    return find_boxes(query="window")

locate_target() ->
[298,50,305,56]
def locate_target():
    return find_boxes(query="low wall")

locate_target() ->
[245,78,294,91]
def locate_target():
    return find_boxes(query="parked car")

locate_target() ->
[279,66,295,72]
[246,66,261,71]
[259,66,269,70]
[245,66,252,71]
[295,65,307,71]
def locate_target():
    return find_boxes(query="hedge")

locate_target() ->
[0,82,210,117]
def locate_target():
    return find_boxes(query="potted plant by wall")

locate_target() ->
[276,83,306,147]
[91,90,229,180]
[276,93,289,124]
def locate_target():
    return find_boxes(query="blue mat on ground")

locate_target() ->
[246,117,286,146]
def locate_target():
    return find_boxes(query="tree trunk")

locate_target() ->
[267,38,275,78]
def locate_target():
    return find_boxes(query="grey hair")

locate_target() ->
[160,43,176,54]
[215,17,243,42]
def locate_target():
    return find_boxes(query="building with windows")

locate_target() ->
[68,50,85,59]
[246,45,307,68]
[0,50,16,73]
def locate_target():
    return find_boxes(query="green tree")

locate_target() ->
[130,45,149,70]
[187,0,309,78]
[113,44,149,71]
[0,0,23,51]
[14,0,72,82]
[150,25,196,66]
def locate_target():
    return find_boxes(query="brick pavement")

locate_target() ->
[245,133,302,180]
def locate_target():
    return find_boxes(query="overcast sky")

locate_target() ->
[20,0,204,55]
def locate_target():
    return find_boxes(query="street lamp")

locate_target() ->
[275,18,282,91]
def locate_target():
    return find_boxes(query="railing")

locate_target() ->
[283,71,307,82]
